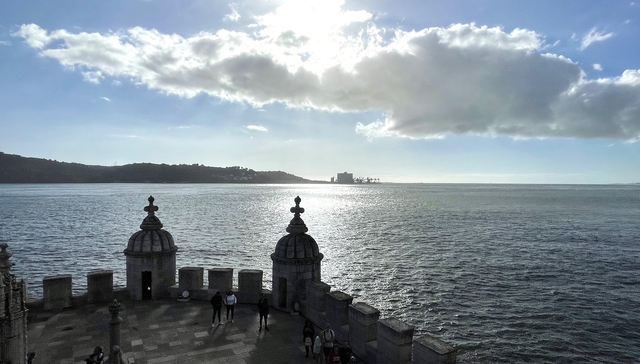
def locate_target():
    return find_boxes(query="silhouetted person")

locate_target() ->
[258,293,269,331]
[85,346,104,363]
[210,291,223,327]
[303,319,315,358]
[339,344,352,364]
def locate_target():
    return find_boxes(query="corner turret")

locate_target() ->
[124,196,178,300]
[271,196,323,312]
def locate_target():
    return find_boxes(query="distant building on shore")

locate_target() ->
[336,172,354,184]
[333,172,380,184]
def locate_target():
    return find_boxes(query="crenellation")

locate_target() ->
[236,269,263,303]
[305,281,331,326]
[349,302,380,361]
[377,318,414,364]
[43,274,72,311]
[178,267,204,292]
[325,291,353,342]
[208,268,233,292]
[87,269,114,304]
[413,335,457,364]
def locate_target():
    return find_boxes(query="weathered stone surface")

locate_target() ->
[87,270,114,304]
[305,281,330,326]
[43,274,72,311]
[377,318,414,364]
[326,291,353,342]
[208,268,233,292]
[237,269,262,303]
[413,335,457,364]
[179,267,204,291]
[349,302,380,360]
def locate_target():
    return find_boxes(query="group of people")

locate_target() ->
[209,290,238,327]
[210,291,270,331]
[209,293,356,362]
[305,321,356,363]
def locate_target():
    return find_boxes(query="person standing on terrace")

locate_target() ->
[210,291,223,327]
[225,290,237,323]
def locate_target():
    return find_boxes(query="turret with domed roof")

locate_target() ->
[124,196,178,300]
[271,196,323,312]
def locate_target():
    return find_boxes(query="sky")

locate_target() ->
[2,0,640,183]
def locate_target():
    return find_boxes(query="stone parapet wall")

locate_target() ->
[27,266,457,364]
[303,280,457,364]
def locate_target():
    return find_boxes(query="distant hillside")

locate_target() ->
[0,152,316,183]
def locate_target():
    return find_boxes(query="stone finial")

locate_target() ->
[0,243,15,274]
[286,196,308,234]
[109,299,122,318]
[139,196,163,230]
[144,196,158,215]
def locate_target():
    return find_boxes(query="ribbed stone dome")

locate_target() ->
[272,196,322,262]
[274,233,320,260]
[124,196,177,255]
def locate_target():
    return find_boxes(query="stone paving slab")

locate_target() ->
[27,299,327,364]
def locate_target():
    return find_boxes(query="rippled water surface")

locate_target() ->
[1,183,639,363]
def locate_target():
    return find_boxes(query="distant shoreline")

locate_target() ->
[0,151,324,184]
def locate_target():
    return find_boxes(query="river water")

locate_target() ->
[1,183,639,363]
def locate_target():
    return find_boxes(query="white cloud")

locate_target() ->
[224,4,241,22]
[580,28,614,50]
[593,64,603,71]
[12,1,640,141]
[0,41,10,46]
[82,71,104,84]
[13,23,50,48]
[100,96,111,102]
[246,125,268,132]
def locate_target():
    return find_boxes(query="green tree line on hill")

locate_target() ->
[0,152,315,183]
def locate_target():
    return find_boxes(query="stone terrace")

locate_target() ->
[27,298,320,364]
